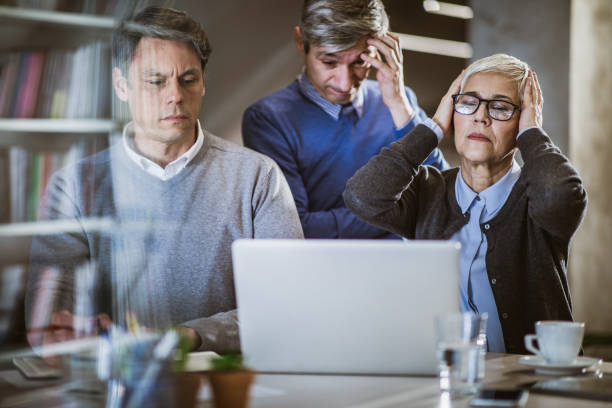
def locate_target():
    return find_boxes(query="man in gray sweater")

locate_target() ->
[26,6,303,357]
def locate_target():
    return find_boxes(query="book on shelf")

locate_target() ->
[8,147,27,223]
[14,51,45,119]
[36,49,63,118]
[10,52,30,118]
[0,41,111,120]
[26,151,41,222]
[0,149,8,222]
[0,53,21,118]
[9,138,108,223]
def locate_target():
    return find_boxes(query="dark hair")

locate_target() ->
[112,6,212,75]
[299,0,389,53]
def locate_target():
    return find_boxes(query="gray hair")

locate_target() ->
[299,0,389,53]
[461,53,530,102]
[112,6,212,75]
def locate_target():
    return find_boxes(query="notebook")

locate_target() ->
[232,239,461,375]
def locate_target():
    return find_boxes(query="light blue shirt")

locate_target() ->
[450,161,521,352]
[421,120,538,352]
[297,71,365,119]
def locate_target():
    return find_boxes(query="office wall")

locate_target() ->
[569,0,612,334]
[174,0,303,145]
[469,0,571,154]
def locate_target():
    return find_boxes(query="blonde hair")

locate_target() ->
[461,53,530,102]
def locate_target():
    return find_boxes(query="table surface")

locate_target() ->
[1,353,611,407]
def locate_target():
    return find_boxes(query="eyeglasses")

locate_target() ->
[452,94,520,121]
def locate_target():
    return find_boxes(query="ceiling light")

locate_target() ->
[423,1,473,19]
[393,32,473,59]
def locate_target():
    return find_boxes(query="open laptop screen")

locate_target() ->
[232,239,461,375]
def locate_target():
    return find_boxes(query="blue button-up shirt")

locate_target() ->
[450,161,521,352]
[422,121,540,353]
[297,71,365,119]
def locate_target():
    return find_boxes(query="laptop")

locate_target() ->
[231,239,461,375]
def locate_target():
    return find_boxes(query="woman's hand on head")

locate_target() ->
[432,70,465,138]
[518,70,543,132]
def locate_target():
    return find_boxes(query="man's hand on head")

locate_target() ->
[360,33,414,128]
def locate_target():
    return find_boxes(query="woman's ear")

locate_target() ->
[112,67,129,102]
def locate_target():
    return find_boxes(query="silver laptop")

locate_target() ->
[232,239,460,375]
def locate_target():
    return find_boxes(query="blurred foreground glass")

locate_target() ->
[435,312,487,395]
[100,330,201,408]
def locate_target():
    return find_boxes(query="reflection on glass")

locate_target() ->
[0,6,303,404]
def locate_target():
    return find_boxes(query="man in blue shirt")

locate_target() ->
[242,0,448,238]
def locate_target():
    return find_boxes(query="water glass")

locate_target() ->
[435,312,487,395]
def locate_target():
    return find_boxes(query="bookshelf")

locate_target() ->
[0,4,120,345]
[0,5,117,51]
[0,5,118,223]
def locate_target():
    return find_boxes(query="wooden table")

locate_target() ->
[1,353,610,407]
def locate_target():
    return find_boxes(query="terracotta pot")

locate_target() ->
[170,372,203,408]
[123,371,203,407]
[207,369,256,408]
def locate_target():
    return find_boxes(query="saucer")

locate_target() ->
[518,355,602,375]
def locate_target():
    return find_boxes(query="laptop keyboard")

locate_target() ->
[12,356,62,379]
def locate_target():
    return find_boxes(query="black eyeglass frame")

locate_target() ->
[451,93,521,121]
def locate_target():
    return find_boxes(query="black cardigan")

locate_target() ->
[343,124,587,354]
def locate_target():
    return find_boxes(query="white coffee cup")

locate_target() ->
[524,320,584,364]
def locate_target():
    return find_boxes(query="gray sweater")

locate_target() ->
[344,124,587,354]
[26,131,303,352]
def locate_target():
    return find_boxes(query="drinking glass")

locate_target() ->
[435,312,487,395]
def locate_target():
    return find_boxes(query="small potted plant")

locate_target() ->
[207,353,255,408]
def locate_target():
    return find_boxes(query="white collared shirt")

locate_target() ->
[122,121,204,181]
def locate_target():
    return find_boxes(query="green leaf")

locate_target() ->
[210,353,244,371]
